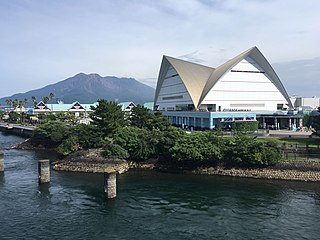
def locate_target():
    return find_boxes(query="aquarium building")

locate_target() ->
[154,46,298,129]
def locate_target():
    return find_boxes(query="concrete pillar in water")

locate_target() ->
[0,152,4,172]
[104,172,117,199]
[38,160,50,184]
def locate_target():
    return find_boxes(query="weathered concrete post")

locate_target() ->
[38,160,50,184]
[0,152,4,172]
[104,171,117,199]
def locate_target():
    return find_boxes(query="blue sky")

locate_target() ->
[1,0,319,98]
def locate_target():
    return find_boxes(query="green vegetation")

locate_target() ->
[29,100,285,168]
[224,136,281,167]
[31,122,69,148]
[313,115,320,137]
[170,131,223,163]
[90,99,126,137]
[232,121,258,135]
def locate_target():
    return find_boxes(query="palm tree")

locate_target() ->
[43,96,49,104]
[18,100,24,123]
[49,92,55,101]
[12,99,19,109]
[5,99,12,108]
[24,98,28,107]
[31,96,37,107]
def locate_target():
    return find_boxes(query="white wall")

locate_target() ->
[156,66,193,110]
[201,57,288,112]
[294,97,320,109]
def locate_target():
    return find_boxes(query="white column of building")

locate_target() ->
[209,117,213,130]
[289,118,292,130]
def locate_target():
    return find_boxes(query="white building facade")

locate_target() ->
[154,47,295,130]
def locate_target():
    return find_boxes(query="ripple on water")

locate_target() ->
[1,140,320,240]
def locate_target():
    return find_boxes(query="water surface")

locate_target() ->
[1,132,320,239]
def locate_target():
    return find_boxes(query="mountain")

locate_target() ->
[0,73,155,106]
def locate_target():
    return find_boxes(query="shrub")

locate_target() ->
[31,121,69,147]
[224,136,282,167]
[232,121,258,135]
[68,124,105,149]
[170,131,223,163]
[57,136,80,156]
[113,126,158,161]
[101,143,129,159]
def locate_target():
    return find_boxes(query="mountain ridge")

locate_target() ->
[0,73,155,106]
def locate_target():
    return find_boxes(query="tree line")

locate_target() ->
[29,99,285,168]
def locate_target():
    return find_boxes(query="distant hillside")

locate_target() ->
[0,73,155,106]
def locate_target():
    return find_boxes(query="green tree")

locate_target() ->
[130,104,153,128]
[30,121,69,147]
[113,126,158,161]
[90,99,126,137]
[224,136,282,167]
[170,131,223,163]
[8,112,19,123]
[5,99,13,108]
[57,136,79,155]
[49,92,55,101]
[43,96,49,104]
[146,111,171,131]
[69,124,105,149]
[312,115,320,137]
[31,96,37,107]
[102,142,129,159]
[155,126,186,159]
[12,99,18,108]
[232,121,258,135]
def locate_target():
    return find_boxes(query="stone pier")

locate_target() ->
[104,172,117,199]
[0,152,4,172]
[38,160,50,184]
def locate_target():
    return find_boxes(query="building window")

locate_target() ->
[277,104,284,110]
[176,104,189,111]
[162,95,183,100]
[231,70,265,73]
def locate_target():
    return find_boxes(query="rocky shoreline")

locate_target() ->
[190,164,320,182]
[12,140,320,182]
[53,152,320,182]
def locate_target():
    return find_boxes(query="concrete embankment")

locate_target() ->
[0,123,35,137]
[190,160,320,182]
[52,149,320,182]
[52,149,130,174]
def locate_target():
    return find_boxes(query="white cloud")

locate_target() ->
[0,0,319,97]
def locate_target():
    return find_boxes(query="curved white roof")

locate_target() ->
[154,46,293,109]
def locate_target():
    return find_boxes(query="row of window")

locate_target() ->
[162,95,183,100]
[231,70,265,73]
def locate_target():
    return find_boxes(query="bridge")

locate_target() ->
[0,122,35,137]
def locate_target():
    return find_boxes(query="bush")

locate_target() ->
[232,121,258,135]
[170,131,223,163]
[101,143,129,159]
[68,124,105,149]
[224,136,282,167]
[57,136,80,156]
[113,126,158,161]
[31,121,69,147]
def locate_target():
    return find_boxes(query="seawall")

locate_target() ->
[0,123,35,137]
